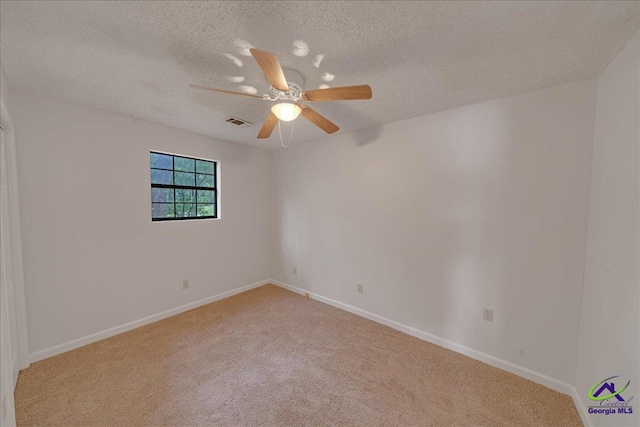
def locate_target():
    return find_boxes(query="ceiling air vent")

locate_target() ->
[225,117,253,128]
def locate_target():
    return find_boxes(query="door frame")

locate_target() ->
[1,97,30,375]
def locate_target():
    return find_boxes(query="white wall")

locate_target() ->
[10,90,271,356]
[271,80,597,385]
[575,32,639,427]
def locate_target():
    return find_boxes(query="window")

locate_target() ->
[150,151,217,221]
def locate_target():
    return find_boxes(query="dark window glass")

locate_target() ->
[151,169,173,185]
[197,204,215,217]
[175,157,195,172]
[150,152,217,221]
[196,159,215,175]
[152,203,175,218]
[196,174,214,187]
[197,190,215,204]
[150,152,173,170]
[151,188,174,203]
[175,188,196,202]
[175,203,196,217]
[175,171,195,187]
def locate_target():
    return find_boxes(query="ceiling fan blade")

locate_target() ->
[302,85,372,102]
[250,48,289,92]
[257,112,279,139]
[297,104,339,134]
[190,84,263,99]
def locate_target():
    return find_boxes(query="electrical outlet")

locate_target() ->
[182,280,189,290]
[483,308,494,322]
[293,266,297,275]
[357,284,364,293]
[237,269,243,276]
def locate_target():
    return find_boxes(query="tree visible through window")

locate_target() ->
[150,152,217,220]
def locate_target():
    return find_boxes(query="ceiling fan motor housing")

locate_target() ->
[269,81,303,101]
[266,67,305,101]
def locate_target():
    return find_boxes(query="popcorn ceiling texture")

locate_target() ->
[15,285,582,426]
[1,1,638,150]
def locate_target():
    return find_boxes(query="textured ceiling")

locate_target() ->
[1,1,638,150]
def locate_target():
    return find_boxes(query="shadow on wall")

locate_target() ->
[349,126,382,147]
[318,102,380,147]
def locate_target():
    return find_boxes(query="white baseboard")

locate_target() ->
[29,279,270,364]
[571,387,593,427]
[270,279,576,397]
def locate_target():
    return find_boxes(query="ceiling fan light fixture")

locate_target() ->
[271,102,301,122]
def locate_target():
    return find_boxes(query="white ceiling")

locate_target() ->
[1,1,638,150]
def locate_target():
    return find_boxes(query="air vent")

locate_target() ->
[225,117,253,128]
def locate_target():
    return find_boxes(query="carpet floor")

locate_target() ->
[15,284,582,426]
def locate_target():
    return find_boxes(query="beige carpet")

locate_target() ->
[16,284,582,426]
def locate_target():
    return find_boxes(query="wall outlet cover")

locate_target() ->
[483,308,494,322]
[182,280,189,290]
[357,284,364,293]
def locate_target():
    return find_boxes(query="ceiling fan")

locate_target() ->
[191,48,372,140]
